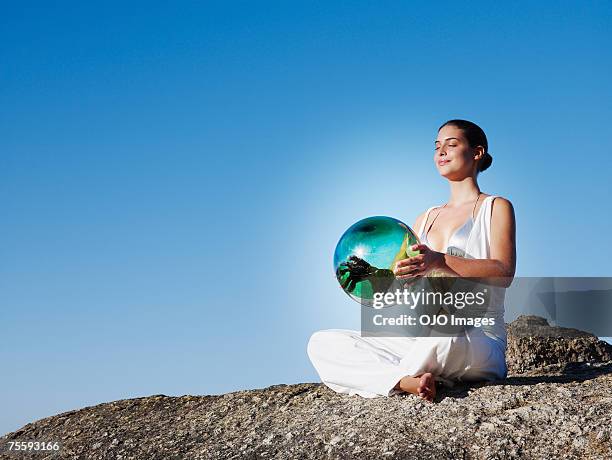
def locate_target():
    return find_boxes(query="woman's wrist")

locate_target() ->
[432,251,456,276]
[433,250,447,271]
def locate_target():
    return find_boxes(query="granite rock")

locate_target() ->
[2,316,612,460]
[505,315,612,374]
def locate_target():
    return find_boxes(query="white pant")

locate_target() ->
[307,327,507,398]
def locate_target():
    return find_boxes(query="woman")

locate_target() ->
[307,119,516,403]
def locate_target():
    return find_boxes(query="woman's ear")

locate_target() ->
[473,145,485,162]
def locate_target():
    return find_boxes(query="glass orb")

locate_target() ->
[334,216,420,306]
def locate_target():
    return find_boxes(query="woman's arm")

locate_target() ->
[436,197,516,286]
[397,198,517,288]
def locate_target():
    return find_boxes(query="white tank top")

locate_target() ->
[416,195,507,346]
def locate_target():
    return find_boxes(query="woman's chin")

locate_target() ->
[438,169,465,180]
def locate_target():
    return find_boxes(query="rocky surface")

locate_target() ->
[2,315,612,460]
[505,315,612,374]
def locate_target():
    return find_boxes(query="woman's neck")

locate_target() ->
[447,177,481,207]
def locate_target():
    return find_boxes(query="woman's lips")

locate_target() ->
[438,160,451,166]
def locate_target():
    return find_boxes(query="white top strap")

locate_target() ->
[418,195,500,241]
[417,205,443,238]
[484,195,499,234]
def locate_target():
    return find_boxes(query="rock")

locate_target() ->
[1,316,612,459]
[505,315,612,374]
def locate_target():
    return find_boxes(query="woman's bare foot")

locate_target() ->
[395,372,437,402]
[417,373,436,402]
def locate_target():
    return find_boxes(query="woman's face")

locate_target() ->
[434,124,480,179]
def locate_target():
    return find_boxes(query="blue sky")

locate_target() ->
[1,1,611,434]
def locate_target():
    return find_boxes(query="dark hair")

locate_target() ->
[438,119,492,172]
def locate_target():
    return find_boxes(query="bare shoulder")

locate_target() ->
[490,196,516,229]
[412,210,428,233]
[490,196,515,216]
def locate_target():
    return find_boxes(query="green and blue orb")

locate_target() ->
[333,216,420,306]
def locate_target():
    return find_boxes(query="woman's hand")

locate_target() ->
[393,244,445,280]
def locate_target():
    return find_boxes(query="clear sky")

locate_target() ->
[1,1,611,435]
